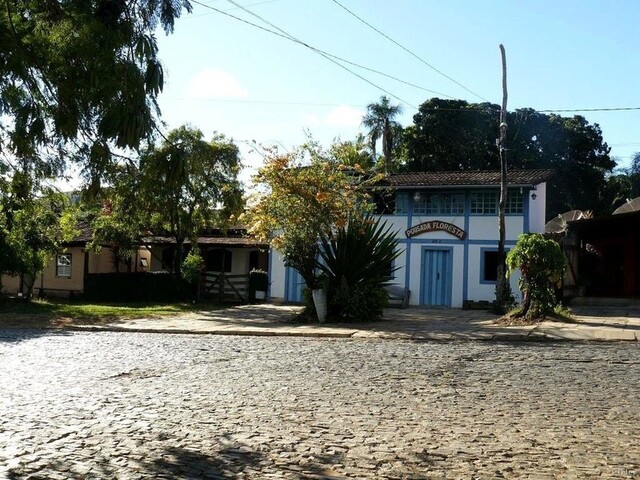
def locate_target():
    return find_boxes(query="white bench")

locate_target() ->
[385,285,410,309]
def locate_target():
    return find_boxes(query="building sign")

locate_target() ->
[405,221,467,240]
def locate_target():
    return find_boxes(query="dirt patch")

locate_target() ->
[495,312,573,326]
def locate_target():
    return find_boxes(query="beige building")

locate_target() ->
[2,232,268,299]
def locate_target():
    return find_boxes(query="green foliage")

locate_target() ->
[0,0,192,181]
[317,216,401,322]
[362,96,403,172]
[89,125,243,275]
[181,250,203,286]
[332,283,389,323]
[244,138,376,290]
[401,99,614,218]
[0,185,78,298]
[506,234,567,319]
[602,156,640,214]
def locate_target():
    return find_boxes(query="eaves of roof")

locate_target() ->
[376,169,555,188]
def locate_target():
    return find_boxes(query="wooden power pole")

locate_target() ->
[495,44,509,312]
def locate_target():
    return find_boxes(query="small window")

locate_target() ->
[413,193,427,215]
[395,192,409,214]
[56,254,72,277]
[481,249,508,283]
[471,191,498,215]
[423,193,465,215]
[506,190,524,214]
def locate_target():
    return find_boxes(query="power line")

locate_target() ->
[190,0,424,108]
[330,0,490,103]
[222,0,418,108]
[163,93,640,116]
[538,107,640,113]
[186,0,282,20]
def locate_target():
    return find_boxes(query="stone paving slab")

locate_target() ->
[59,303,640,342]
[1,332,639,479]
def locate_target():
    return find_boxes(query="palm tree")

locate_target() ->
[362,96,403,173]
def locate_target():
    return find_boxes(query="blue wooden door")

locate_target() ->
[421,249,452,307]
[285,267,304,303]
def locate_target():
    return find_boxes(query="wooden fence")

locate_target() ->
[202,272,249,303]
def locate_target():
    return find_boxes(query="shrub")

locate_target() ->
[506,233,567,319]
[181,250,203,286]
[332,283,388,322]
[317,216,401,322]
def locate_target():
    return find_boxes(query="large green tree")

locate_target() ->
[92,126,243,275]
[401,99,614,219]
[0,0,191,183]
[0,175,77,299]
[601,154,640,214]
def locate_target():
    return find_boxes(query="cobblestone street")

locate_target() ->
[1,330,639,479]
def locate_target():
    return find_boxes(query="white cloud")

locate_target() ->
[323,105,363,127]
[186,69,248,98]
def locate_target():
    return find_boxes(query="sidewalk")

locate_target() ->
[65,304,640,342]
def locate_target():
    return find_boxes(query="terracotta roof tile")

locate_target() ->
[378,169,554,188]
[142,236,269,248]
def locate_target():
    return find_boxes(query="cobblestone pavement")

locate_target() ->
[1,330,639,479]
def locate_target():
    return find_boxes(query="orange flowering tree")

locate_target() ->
[244,141,375,289]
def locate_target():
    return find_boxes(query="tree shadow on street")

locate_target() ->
[0,327,73,344]
[148,438,265,479]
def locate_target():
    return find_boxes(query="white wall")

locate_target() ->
[269,250,287,301]
[267,183,545,308]
[377,215,410,235]
[468,216,524,241]
[529,182,547,232]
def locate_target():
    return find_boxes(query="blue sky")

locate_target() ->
[155,0,640,183]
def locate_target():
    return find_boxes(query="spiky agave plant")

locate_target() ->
[317,216,402,321]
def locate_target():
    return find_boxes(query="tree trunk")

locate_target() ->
[515,289,531,318]
[495,44,509,313]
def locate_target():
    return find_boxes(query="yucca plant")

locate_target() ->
[316,216,401,321]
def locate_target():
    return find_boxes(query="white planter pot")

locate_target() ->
[312,288,328,323]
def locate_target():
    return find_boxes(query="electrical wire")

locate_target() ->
[189,0,424,108]
[330,0,490,103]
[223,0,419,107]
[538,107,640,113]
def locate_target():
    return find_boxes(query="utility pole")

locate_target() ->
[495,44,509,312]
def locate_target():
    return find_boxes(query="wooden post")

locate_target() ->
[495,44,509,312]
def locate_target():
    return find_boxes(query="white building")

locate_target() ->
[269,169,552,308]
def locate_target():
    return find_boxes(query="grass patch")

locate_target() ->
[0,298,224,327]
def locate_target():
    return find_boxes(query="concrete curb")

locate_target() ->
[56,324,639,342]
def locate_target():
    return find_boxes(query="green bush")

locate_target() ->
[317,216,401,322]
[506,233,567,319]
[332,283,388,322]
[181,250,203,286]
